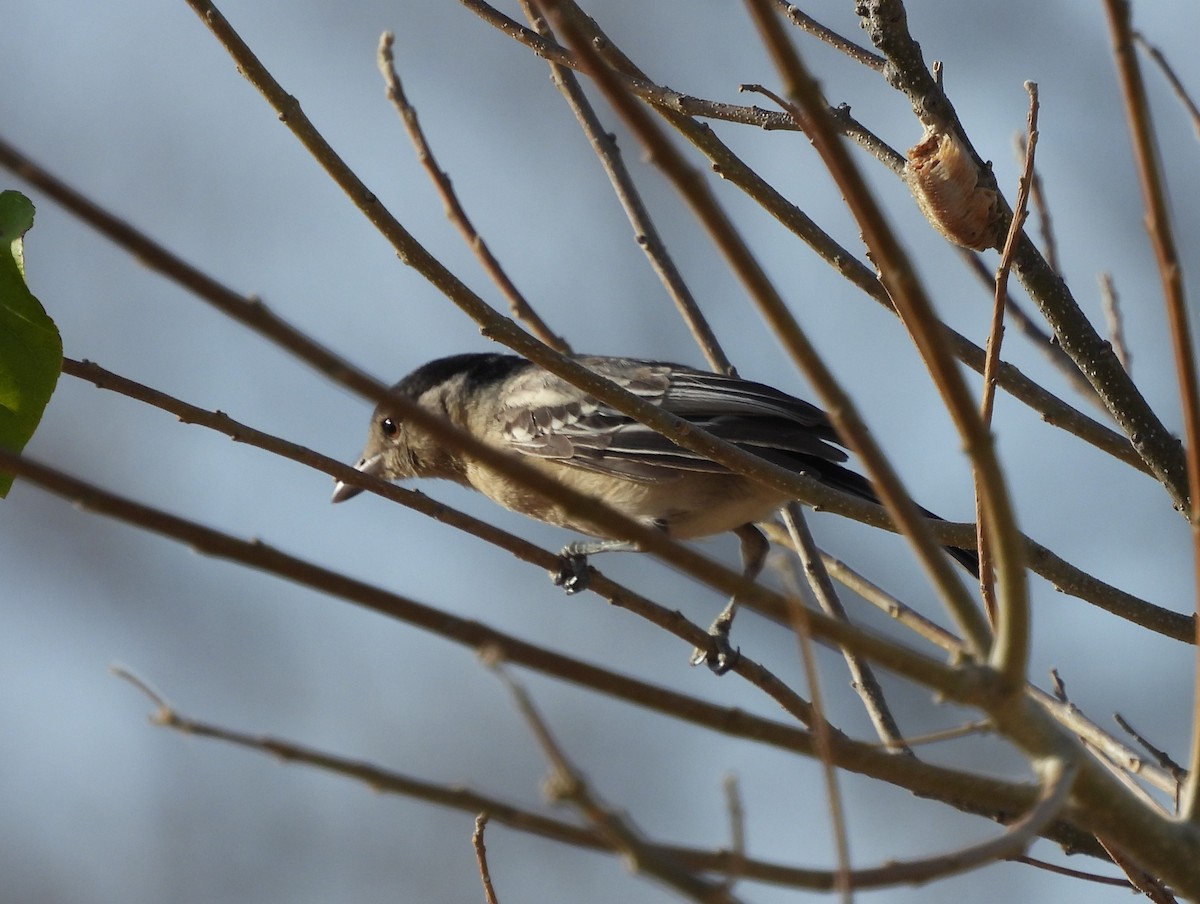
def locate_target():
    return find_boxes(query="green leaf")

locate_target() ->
[0,190,62,498]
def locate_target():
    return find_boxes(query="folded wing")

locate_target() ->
[500,357,850,482]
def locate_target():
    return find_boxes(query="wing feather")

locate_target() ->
[498,357,848,482]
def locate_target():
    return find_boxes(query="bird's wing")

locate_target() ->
[498,358,848,482]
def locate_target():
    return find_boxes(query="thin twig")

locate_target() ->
[823,757,1081,889]
[473,815,502,904]
[769,529,1182,798]
[1009,855,1133,890]
[1114,713,1187,796]
[1099,272,1132,374]
[802,544,968,652]
[110,666,841,889]
[1049,668,1069,703]
[1134,31,1200,141]
[377,32,570,353]
[771,0,885,71]
[720,775,746,896]
[959,249,1101,406]
[777,527,852,903]
[782,504,910,753]
[1097,836,1180,904]
[1016,133,1062,278]
[888,721,993,749]
[515,1,730,373]
[1035,673,1168,814]
[492,660,743,903]
[1031,686,1176,799]
[1102,0,1200,823]
[976,81,1040,622]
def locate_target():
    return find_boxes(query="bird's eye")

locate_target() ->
[380,417,398,437]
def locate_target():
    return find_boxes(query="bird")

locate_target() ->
[331,352,978,671]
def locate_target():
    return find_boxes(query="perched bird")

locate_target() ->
[331,353,978,671]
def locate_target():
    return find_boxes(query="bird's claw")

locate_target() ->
[552,553,592,594]
[690,613,740,675]
[689,637,740,675]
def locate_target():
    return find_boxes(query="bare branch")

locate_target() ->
[376,31,570,354]
[976,81,1040,624]
[1134,31,1200,142]
[473,815,502,904]
[1097,836,1180,904]
[1017,132,1063,278]
[111,667,834,889]
[984,83,1041,427]
[1101,0,1200,823]
[1009,856,1133,890]
[1114,713,1186,798]
[960,250,1102,405]
[1099,273,1132,374]
[719,775,746,896]
[838,757,1080,888]
[778,513,853,902]
[494,660,743,903]
[772,0,885,71]
[782,504,910,753]
[514,1,730,373]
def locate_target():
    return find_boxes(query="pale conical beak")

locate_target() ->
[331,453,385,503]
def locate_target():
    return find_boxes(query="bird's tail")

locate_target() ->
[809,462,980,579]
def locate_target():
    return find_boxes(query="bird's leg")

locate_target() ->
[690,524,769,675]
[552,538,640,594]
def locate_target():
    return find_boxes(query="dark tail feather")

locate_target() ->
[941,543,980,579]
[806,461,980,579]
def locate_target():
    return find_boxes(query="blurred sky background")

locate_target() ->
[3,1,1199,902]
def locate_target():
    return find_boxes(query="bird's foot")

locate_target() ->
[552,552,592,594]
[690,607,740,675]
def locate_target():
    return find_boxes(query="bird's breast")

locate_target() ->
[464,458,788,539]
